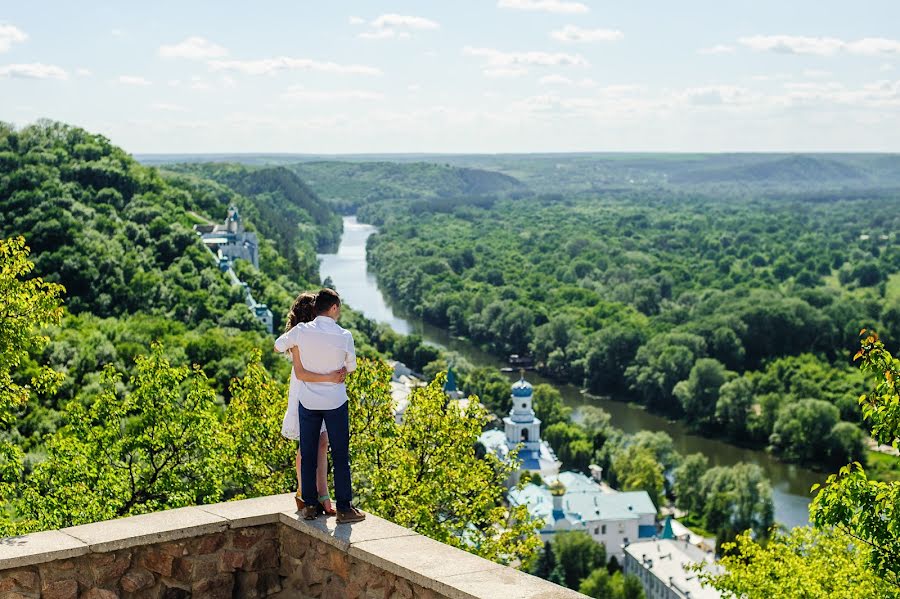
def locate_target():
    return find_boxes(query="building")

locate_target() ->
[194,206,260,268]
[623,537,721,599]
[508,471,657,561]
[478,374,561,483]
[194,206,273,333]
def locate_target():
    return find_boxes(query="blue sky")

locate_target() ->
[2,1,900,153]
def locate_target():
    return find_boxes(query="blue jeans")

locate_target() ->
[298,400,352,511]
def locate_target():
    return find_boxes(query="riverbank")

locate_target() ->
[319,216,821,528]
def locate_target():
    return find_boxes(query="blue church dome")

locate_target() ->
[511,377,533,397]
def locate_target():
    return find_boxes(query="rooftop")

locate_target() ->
[625,538,720,599]
[510,472,657,528]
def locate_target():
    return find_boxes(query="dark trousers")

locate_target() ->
[298,400,352,511]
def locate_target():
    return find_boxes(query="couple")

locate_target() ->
[274,288,366,524]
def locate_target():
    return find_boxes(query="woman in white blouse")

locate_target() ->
[275,292,346,515]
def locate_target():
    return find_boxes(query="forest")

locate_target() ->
[359,184,900,475]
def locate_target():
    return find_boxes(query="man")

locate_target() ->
[277,288,365,523]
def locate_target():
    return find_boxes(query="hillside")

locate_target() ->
[289,161,527,212]
[163,163,342,274]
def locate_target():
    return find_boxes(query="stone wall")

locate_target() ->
[0,494,586,599]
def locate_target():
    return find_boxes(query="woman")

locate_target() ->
[275,292,346,515]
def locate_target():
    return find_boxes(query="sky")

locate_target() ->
[2,1,900,154]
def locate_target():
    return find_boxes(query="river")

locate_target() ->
[319,216,821,529]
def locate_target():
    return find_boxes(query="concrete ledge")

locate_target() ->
[2,494,588,598]
[200,492,295,528]
[349,533,505,593]
[0,530,88,570]
[279,507,418,552]
[438,566,587,599]
[62,505,228,552]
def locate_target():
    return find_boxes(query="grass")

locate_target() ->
[867,450,900,483]
[679,513,717,539]
[886,272,900,302]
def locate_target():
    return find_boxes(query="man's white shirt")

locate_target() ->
[274,315,357,410]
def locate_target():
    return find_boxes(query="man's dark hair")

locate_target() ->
[314,288,341,315]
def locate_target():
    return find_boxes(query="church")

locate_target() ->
[479,374,562,484]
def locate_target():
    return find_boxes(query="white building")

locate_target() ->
[479,375,561,483]
[508,471,657,561]
[624,538,721,599]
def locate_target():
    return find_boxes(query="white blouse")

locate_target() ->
[280,353,327,440]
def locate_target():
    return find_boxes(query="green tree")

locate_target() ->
[579,568,613,598]
[611,445,664,508]
[347,361,542,565]
[673,358,730,430]
[811,331,900,586]
[16,344,225,532]
[715,376,754,440]
[222,352,296,498]
[0,237,65,535]
[696,463,774,544]
[533,384,572,428]
[673,453,709,514]
[551,530,606,589]
[769,399,840,463]
[530,541,557,580]
[699,527,899,599]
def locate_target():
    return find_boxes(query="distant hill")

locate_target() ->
[670,155,868,185]
[289,161,527,211]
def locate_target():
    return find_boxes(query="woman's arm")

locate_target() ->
[290,347,346,383]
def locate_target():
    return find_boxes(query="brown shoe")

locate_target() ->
[302,504,319,520]
[295,491,305,511]
[336,506,366,524]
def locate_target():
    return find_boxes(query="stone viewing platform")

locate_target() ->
[0,494,586,598]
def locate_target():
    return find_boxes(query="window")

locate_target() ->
[522,402,527,408]
[623,537,628,544]
[594,527,599,535]
[521,429,529,442]
[601,525,606,534]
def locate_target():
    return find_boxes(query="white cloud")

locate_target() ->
[359,29,400,40]
[484,67,528,78]
[151,103,188,112]
[359,13,439,41]
[282,86,385,101]
[680,85,754,106]
[698,44,734,55]
[208,56,382,76]
[803,69,832,79]
[189,76,210,90]
[371,14,439,30]
[159,36,228,59]
[407,84,421,92]
[740,35,900,56]
[464,46,589,70]
[118,75,151,86]
[0,63,67,80]
[75,67,93,77]
[348,16,366,26]
[550,25,623,43]
[539,74,573,85]
[0,24,28,53]
[539,74,597,87]
[111,28,125,37]
[498,0,589,14]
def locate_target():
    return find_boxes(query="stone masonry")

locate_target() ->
[0,494,586,599]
